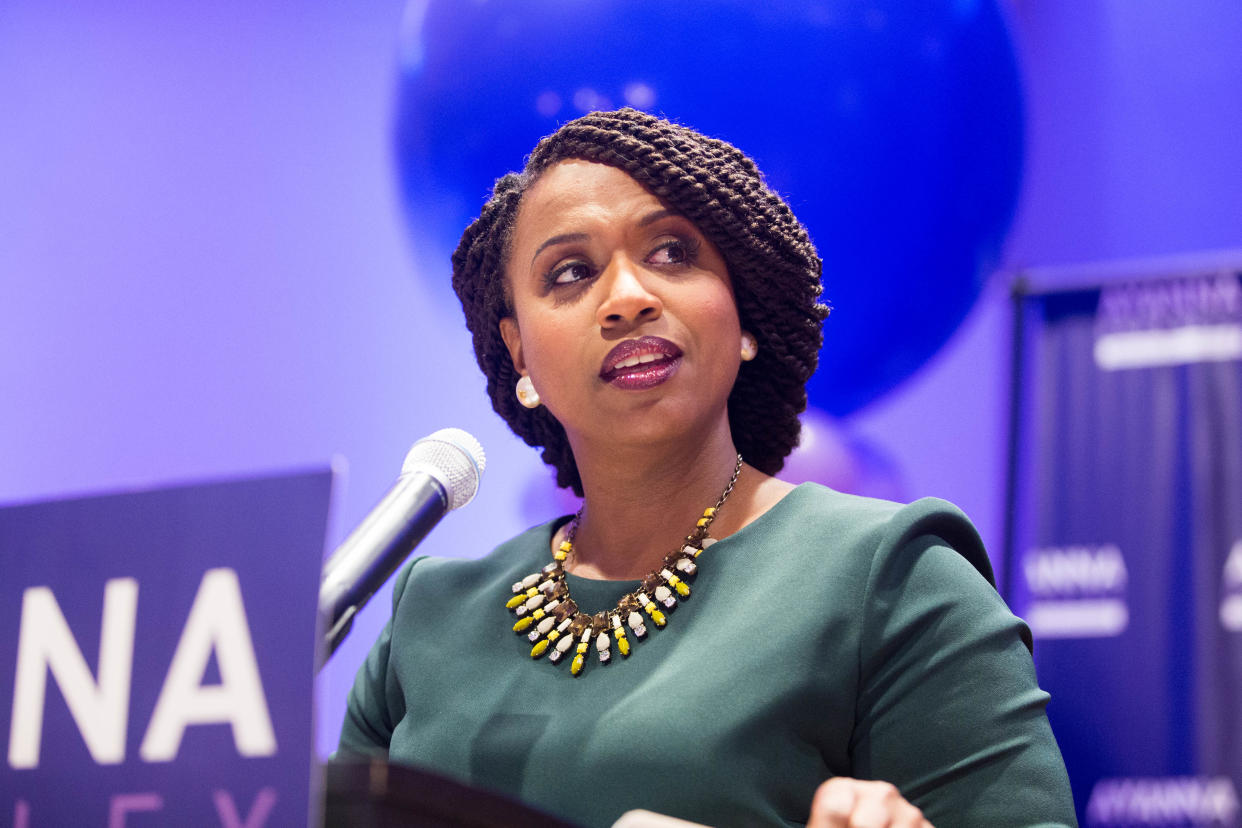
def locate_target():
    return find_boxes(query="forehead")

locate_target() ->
[514,160,662,233]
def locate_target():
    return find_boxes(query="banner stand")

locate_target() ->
[1004,258,1242,827]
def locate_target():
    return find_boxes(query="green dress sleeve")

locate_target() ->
[852,500,1078,827]
[337,557,423,757]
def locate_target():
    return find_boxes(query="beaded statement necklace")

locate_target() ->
[506,454,743,677]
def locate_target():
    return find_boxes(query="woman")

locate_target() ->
[341,108,1077,828]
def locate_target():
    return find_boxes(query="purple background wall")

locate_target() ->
[3,1,1240,758]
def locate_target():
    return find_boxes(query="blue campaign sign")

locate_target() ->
[0,468,333,826]
[1007,271,1242,827]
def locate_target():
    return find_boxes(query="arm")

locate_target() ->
[829,502,1076,827]
[337,557,424,757]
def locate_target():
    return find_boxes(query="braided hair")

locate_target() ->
[451,108,828,496]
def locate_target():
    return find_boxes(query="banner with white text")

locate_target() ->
[0,469,332,826]
[1007,268,1242,827]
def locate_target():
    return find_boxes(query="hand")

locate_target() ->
[808,777,933,828]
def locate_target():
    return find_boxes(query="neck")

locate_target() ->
[563,422,745,580]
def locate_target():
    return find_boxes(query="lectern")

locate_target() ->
[324,758,581,827]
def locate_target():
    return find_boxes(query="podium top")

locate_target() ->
[324,758,582,828]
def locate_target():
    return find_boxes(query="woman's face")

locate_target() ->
[499,160,743,451]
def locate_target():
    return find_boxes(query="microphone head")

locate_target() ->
[401,428,486,511]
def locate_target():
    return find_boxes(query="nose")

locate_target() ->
[596,256,663,329]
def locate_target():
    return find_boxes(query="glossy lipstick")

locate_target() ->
[599,336,683,391]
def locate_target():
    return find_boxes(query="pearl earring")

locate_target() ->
[740,332,758,362]
[516,375,541,408]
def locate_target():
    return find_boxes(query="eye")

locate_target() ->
[647,237,700,267]
[546,260,593,286]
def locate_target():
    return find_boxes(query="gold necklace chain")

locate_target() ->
[505,454,743,677]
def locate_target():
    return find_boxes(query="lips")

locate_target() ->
[599,336,683,390]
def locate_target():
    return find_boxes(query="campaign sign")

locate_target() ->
[1008,272,1242,826]
[0,469,333,826]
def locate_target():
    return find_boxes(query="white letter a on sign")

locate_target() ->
[140,568,276,761]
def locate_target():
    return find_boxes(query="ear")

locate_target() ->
[499,316,527,375]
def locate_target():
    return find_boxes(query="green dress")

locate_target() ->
[340,484,1078,827]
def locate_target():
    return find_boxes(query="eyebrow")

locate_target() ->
[530,233,588,267]
[638,208,681,228]
[527,210,686,267]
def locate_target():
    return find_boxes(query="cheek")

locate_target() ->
[687,291,743,377]
[519,319,582,386]
[700,289,742,338]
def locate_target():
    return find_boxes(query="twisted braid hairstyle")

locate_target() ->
[451,108,829,496]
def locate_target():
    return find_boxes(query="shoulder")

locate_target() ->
[788,484,1031,653]
[764,483,994,587]
[389,516,567,606]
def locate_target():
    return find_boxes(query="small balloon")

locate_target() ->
[779,408,906,502]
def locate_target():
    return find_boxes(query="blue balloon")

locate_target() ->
[395,0,1023,415]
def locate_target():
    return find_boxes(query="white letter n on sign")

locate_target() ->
[140,568,277,761]
[8,578,139,768]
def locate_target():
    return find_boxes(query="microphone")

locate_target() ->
[318,428,486,662]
